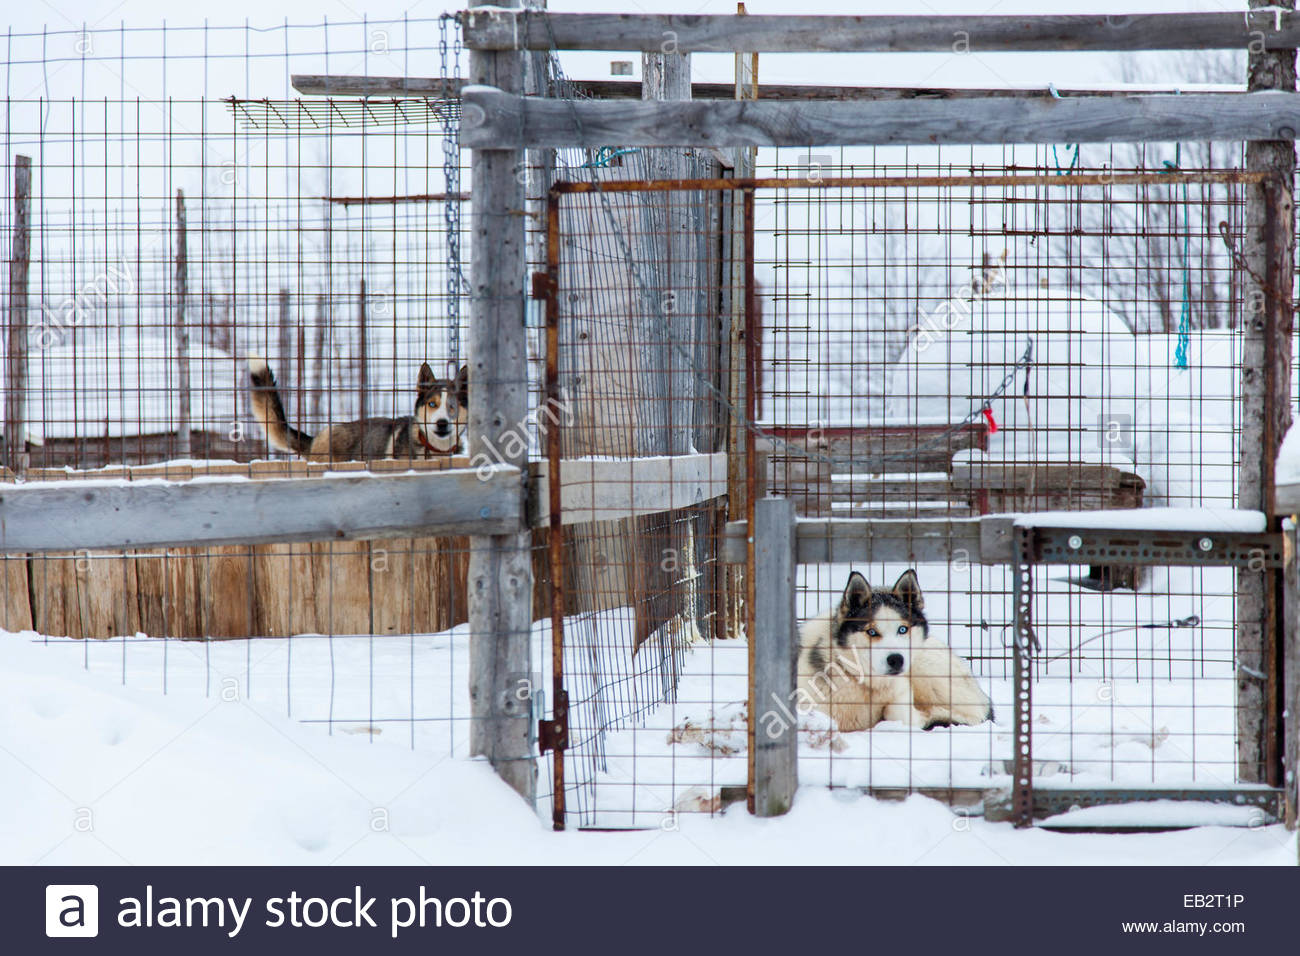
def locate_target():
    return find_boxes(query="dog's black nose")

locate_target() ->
[433,421,451,436]
[885,653,904,674]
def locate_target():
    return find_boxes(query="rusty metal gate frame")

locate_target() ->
[539,169,1290,830]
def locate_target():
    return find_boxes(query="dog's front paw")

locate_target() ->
[945,701,994,726]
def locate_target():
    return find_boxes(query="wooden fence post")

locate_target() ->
[1239,0,1295,785]
[356,278,368,421]
[468,0,536,805]
[4,155,31,476]
[641,49,693,457]
[174,189,192,459]
[751,495,798,815]
[277,287,292,419]
[724,30,757,641]
[311,293,326,425]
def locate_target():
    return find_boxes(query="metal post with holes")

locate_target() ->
[751,496,798,816]
[1012,525,1036,827]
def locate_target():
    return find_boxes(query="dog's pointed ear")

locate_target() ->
[454,364,469,407]
[892,569,924,610]
[839,571,872,616]
[417,362,435,392]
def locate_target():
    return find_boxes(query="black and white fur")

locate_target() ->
[797,570,993,731]
[248,358,468,461]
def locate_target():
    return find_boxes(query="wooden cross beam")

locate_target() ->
[290,72,1243,102]
[462,10,1300,54]
[461,87,1300,149]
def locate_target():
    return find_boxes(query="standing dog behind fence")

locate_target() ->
[248,357,469,461]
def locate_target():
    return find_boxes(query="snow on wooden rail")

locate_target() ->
[460,86,1300,150]
[0,465,523,553]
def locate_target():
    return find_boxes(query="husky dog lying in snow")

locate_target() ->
[797,570,993,732]
[248,357,468,461]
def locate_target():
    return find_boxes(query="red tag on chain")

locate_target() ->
[981,406,998,435]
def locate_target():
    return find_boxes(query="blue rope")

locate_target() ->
[1160,143,1191,369]
[1048,84,1080,174]
[579,147,640,169]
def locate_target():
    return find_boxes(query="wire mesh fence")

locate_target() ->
[0,19,496,797]
[0,15,1290,832]
[537,159,1281,826]
[749,164,1261,801]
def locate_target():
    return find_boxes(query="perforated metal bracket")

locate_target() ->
[538,688,569,755]
[717,518,1283,568]
[1030,527,1284,568]
[530,270,557,300]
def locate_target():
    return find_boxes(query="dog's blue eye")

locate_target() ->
[898,626,908,634]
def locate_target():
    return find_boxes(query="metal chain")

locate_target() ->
[440,14,465,367]
[536,10,1033,472]
[1217,218,1291,311]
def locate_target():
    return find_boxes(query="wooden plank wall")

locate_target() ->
[0,458,473,640]
[6,538,471,640]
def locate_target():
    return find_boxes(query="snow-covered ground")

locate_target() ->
[2,555,1292,865]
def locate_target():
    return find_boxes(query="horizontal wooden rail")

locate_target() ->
[461,87,1300,149]
[290,72,1242,102]
[291,74,462,97]
[0,465,523,552]
[462,11,1300,54]
[530,452,727,526]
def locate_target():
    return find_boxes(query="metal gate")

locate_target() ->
[537,168,1292,830]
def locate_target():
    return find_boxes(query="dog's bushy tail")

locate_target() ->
[247,357,313,455]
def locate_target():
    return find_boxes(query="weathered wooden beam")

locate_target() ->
[0,466,523,553]
[291,74,463,97]
[463,10,1300,54]
[642,49,696,458]
[467,0,536,808]
[461,87,1300,149]
[291,72,1244,102]
[751,497,798,817]
[4,155,31,477]
[530,452,727,526]
[1240,0,1296,787]
[173,189,191,459]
